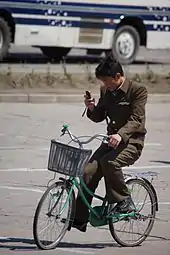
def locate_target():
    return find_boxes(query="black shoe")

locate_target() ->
[61,218,87,232]
[111,197,135,214]
[71,220,87,232]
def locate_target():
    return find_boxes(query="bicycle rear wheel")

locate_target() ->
[33,181,75,250]
[109,178,157,247]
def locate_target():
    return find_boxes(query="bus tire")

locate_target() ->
[112,25,140,65]
[0,17,11,61]
[40,46,70,61]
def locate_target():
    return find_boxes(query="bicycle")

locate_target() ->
[33,124,159,250]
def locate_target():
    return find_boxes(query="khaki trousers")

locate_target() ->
[74,142,142,223]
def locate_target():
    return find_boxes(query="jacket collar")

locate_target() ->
[118,78,129,94]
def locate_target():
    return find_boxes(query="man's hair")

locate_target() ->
[95,52,124,78]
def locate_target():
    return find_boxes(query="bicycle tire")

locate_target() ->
[33,181,75,250]
[109,178,157,247]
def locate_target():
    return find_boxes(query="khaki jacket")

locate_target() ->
[87,79,148,146]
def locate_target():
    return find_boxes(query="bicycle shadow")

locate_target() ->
[1,235,170,251]
[0,237,119,251]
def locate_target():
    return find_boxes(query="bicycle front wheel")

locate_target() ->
[109,178,157,247]
[33,181,75,250]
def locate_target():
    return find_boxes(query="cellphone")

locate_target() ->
[85,90,91,99]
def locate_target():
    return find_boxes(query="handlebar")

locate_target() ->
[60,124,109,148]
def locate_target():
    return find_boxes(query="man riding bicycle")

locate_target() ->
[69,52,147,232]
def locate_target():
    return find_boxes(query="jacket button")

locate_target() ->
[112,120,116,124]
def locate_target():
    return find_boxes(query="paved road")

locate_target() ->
[0,102,170,255]
[0,46,170,74]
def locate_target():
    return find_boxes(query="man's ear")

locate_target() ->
[115,73,121,80]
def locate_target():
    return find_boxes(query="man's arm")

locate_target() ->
[117,85,147,143]
[86,86,107,123]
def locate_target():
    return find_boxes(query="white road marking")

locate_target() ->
[0,142,162,151]
[125,165,169,170]
[0,186,170,207]
[0,168,43,172]
[0,165,169,172]
[56,248,94,254]
[145,143,162,146]
[0,146,49,151]
[156,202,170,205]
[0,185,44,193]
[0,236,9,240]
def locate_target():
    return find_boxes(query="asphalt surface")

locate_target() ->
[1,46,170,74]
[0,102,170,255]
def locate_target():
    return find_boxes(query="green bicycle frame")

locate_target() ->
[57,176,107,219]
[73,177,136,219]
[73,176,108,218]
[57,176,136,226]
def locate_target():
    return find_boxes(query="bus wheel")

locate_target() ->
[40,47,70,61]
[0,17,11,61]
[112,25,140,65]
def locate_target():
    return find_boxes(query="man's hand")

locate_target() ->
[108,134,122,148]
[84,96,95,112]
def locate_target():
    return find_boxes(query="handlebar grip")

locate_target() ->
[102,136,110,144]
[63,124,68,129]
[60,124,69,136]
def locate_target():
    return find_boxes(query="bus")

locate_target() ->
[0,0,170,64]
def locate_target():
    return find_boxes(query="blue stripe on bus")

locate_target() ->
[15,17,49,26]
[11,7,45,15]
[14,17,169,32]
[0,0,169,29]
[61,1,148,10]
[1,0,170,13]
[10,7,161,22]
[9,8,170,26]
[15,17,116,28]
[0,0,156,11]
[57,11,160,22]
[4,5,168,23]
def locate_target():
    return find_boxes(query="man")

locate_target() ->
[69,53,147,232]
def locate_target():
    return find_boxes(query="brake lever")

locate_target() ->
[60,129,65,136]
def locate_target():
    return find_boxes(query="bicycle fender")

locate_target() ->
[58,177,76,226]
[125,176,158,212]
[142,177,159,212]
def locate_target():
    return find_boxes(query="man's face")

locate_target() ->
[99,73,122,91]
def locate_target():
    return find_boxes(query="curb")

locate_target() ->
[0,93,170,103]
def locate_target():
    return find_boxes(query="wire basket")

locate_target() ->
[47,139,92,177]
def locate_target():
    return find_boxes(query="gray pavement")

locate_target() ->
[0,102,170,255]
